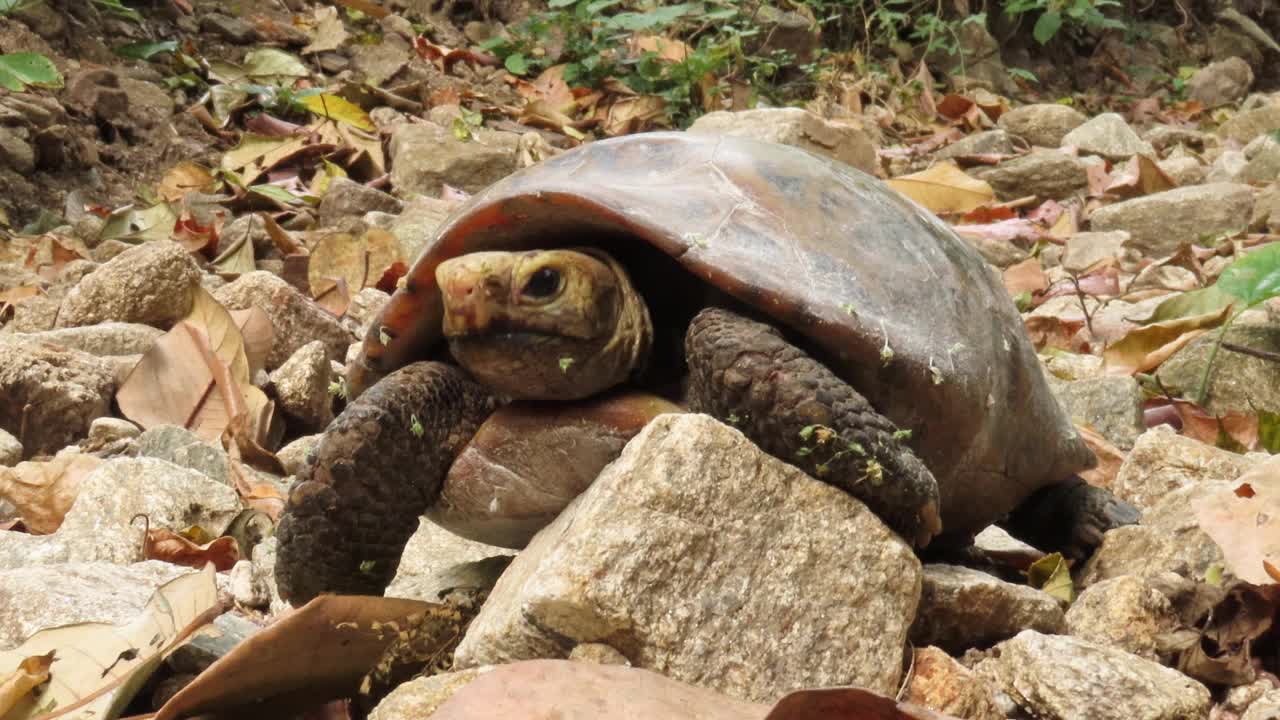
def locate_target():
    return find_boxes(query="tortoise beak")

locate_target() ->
[437,254,513,337]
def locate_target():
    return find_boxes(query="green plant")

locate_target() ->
[1003,0,1126,45]
[1195,242,1280,404]
[0,0,40,16]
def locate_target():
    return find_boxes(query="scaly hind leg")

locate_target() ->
[683,307,942,547]
[1000,477,1141,560]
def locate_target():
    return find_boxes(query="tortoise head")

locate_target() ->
[436,248,653,401]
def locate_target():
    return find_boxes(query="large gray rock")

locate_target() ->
[0,561,191,649]
[688,108,878,175]
[974,631,1210,720]
[1112,426,1253,511]
[998,103,1088,148]
[212,271,354,370]
[1218,104,1280,145]
[1061,113,1154,161]
[936,129,1015,160]
[1157,321,1280,416]
[318,177,404,227]
[1061,231,1130,274]
[56,241,200,329]
[14,323,162,357]
[970,151,1088,201]
[1187,57,1254,107]
[385,519,515,603]
[1046,375,1144,450]
[268,340,333,432]
[910,564,1064,653]
[136,425,230,485]
[454,414,921,702]
[389,122,519,198]
[1064,575,1182,661]
[388,196,457,261]
[0,457,242,569]
[1088,183,1254,258]
[1080,479,1236,587]
[0,337,115,458]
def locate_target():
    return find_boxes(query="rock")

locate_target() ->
[1157,156,1206,186]
[0,457,242,569]
[930,22,1014,95]
[1080,480,1234,587]
[385,519,515,602]
[351,37,411,86]
[1111,426,1251,511]
[1250,183,1280,232]
[166,612,261,675]
[1062,231,1130,274]
[1243,690,1280,720]
[0,561,191,649]
[318,177,404,227]
[1207,149,1249,183]
[749,5,818,61]
[250,538,288,615]
[0,126,35,174]
[277,433,320,477]
[1088,183,1254,258]
[268,341,334,432]
[228,560,269,609]
[371,661,770,720]
[213,271,355,370]
[56,242,200,329]
[136,425,230,485]
[0,337,115,458]
[0,429,20,466]
[910,564,1064,653]
[454,414,921,702]
[1046,375,1144,450]
[199,13,259,43]
[1218,104,1280,145]
[903,647,1002,720]
[974,631,1210,720]
[1238,134,1280,183]
[389,196,457,260]
[389,121,519,198]
[998,104,1088,148]
[936,129,1015,159]
[343,287,391,338]
[1156,321,1280,416]
[1187,57,1254,107]
[85,417,140,448]
[370,667,487,720]
[688,108,878,175]
[1144,124,1212,153]
[970,151,1087,201]
[16,323,162,357]
[1064,575,1182,661]
[1060,113,1155,161]
[569,643,631,666]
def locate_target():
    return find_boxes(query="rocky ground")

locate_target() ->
[0,0,1279,719]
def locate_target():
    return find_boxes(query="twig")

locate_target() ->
[1221,341,1280,364]
[1068,274,1096,337]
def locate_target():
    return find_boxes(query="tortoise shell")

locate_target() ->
[351,131,1094,537]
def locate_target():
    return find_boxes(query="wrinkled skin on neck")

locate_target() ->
[436,248,653,401]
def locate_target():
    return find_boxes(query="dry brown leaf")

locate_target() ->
[1075,424,1124,490]
[598,95,667,137]
[627,34,693,63]
[158,161,216,203]
[1024,314,1087,352]
[0,652,54,717]
[0,566,219,720]
[302,6,349,54]
[1003,257,1048,296]
[211,228,255,275]
[138,519,241,572]
[955,218,1048,249]
[1174,401,1258,450]
[1102,305,1231,375]
[886,162,996,215]
[0,454,103,534]
[307,228,404,306]
[1104,154,1177,199]
[229,307,273,377]
[259,211,305,256]
[155,595,444,720]
[1196,455,1280,585]
[22,234,90,281]
[516,64,576,110]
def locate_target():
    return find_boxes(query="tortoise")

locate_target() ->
[274,132,1138,604]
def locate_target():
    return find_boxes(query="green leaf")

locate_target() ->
[115,40,178,60]
[1216,241,1280,307]
[504,52,530,76]
[1144,285,1237,325]
[798,425,816,441]
[1027,552,1075,603]
[606,3,696,31]
[249,184,304,205]
[548,0,577,7]
[0,52,63,92]
[1259,410,1280,453]
[1032,11,1062,44]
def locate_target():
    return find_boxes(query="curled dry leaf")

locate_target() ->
[0,454,103,534]
[155,595,446,720]
[1102,305,1232,376]
[0,566,219,720]
[0,652,54,717]
[887,163,996,215]
[307,228,404,314]
[1196,455,1280,585]
[1075,424,1124,490]
[598,95,667,137]
[1104,154,1177,200]
[136,516,241,572]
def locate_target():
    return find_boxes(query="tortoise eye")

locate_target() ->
[522,267,561,299]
